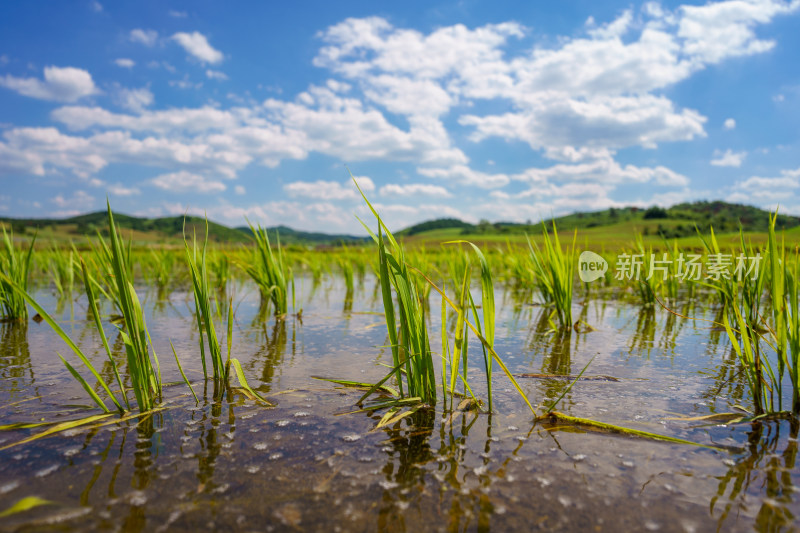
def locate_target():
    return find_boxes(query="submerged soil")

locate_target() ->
[0,277,797,531]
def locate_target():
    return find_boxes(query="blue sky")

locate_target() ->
[0,0,798,233]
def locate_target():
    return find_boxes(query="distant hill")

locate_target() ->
[235,224,369,246]
[396,201,800,240]
[0,212,367,246]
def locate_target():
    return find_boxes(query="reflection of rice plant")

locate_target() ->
[0,226,36,321]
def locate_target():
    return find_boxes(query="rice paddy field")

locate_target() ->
[1,201,799,532]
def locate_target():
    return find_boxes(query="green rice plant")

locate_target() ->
[102,203,163,411]
[185,219,271,404]
[447,241,496,412]
[185,220,229,394]
[526,223,576,328]
[768,212,799,413]
[338,255,355,297]
[0,203,164,413]
[634,236,658,306]
[0,226,36,321]
[46,245,75,298]
[148,248,176,295]
[239,221,292,316]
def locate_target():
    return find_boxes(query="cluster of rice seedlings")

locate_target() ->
[0,226,36,321]
[767,213,800,413]
[527,223,576,329]
[634,236,658,306]
[0,204,160,412]
[208,250,231,293]
[239,221,292,316]
[184,221,268,403]
[146,248,177,296]
[47,245,75,298]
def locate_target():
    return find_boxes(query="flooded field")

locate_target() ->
[1,276,797,532]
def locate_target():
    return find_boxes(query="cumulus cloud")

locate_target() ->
[0,66,98,102]
[172,31,224,64]
[380,183,452,197]
[724,118,736,129]
[151,170,226,193]
[114,58,135,69]
[115,87,154,113]
[130,28,158,47]
[710,148,746,167]
[284,176,375,200]
[417,165,509,188]
[206,69,228,81]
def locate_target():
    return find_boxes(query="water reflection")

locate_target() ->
[0,320,36,398]
[713,420,799,530]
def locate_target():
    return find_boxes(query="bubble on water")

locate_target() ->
[480,452,491,460]
[722,459,736,467]
[249,428,260,433]
[342,434,361,442]
[516,436,527,442]
[495,505,507,515]
[379,480,399,490]
[507,425,519,431]
[223,432,235,440]
[127,490,148,506]
[0,480,19,494]
[269,452,283,460]
[276,420,291,427]
[381,446,392,453]
[247,465,261,474]
[558,495,571,507]
[536,476,551,487]
[63,447,81,457]
[294,411,310,418]
[473,465,489,476]
[622,460,635,468]
[573,454,587,462]
[212,483,230,494]
[254,442,268,451]
[395,500,410,511]
[35,464,59,478]
[644,520,661,531]
[681,520,698,533]
[357,456,374,463]
[180,435,192,442]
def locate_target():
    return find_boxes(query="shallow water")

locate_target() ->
[0,277,798,531]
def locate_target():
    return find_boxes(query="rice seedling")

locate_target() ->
[239,221,292,316]
[185,218,272,404]
[767,212,800,413]
[46,245,75,298]
[527,223,576,329]
[0,226,36,321]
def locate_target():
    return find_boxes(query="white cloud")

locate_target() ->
[727,166,800,206]
[108,183,140,196]
[678,0,800,65]
[114,58,135,69]
[169,10,187,18]
[52,190,94,210]
[724,118,736,130]
[417,164,509,188]
[234,185,245,195]
[284,177,374,200]
[379,183,452,197]
[206,69,228,81]
[115,87,153,113]
[512,155,689,187]
[172,31,224,64]
[0,66,98,102]
[710,148,746,167]
[151,171,226,193]
[130,29,158,47]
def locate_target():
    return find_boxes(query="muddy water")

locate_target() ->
[0,277,797,532]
